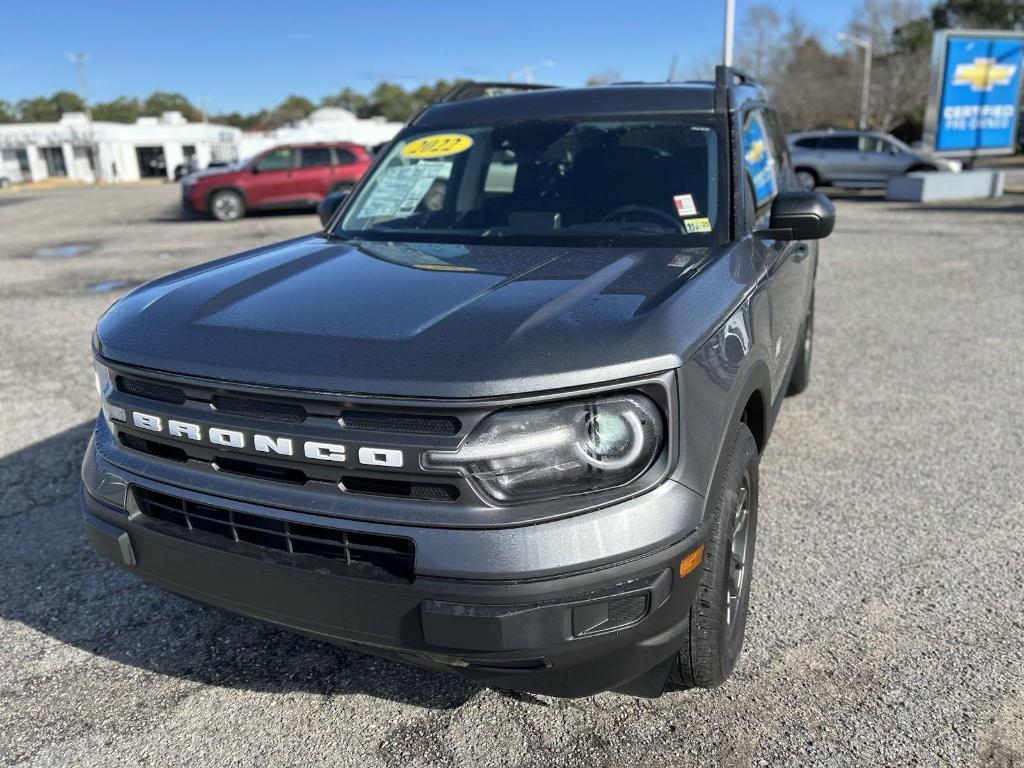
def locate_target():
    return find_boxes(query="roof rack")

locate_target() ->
[439,81,557,103]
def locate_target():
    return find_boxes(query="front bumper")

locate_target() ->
[82,437,706,697]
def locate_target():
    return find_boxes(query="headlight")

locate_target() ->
[93,359,126,423]
[424,392,663,503]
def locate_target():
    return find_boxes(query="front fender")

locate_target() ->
[674,286,774,510]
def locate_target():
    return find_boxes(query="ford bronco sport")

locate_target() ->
[83,69,834,697]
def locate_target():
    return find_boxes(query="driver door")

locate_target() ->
[246,147,298,207]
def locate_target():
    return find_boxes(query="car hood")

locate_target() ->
[97,235,750,397]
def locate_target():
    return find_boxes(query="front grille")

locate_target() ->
[340,410,461,436]
[212,394,307,423]
[135,488,415,582]
[117,376,186,404]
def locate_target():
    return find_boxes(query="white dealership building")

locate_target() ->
[0,111,241,184]
[0,107,403,186]
[237,107,403,158]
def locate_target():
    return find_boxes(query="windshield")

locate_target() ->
[334,118,723,246]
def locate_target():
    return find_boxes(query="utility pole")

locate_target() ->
[66,52,90,119]
[836,33,872,130]
[723,0,735,66]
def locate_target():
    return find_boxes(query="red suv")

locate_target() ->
[182,143,372,221]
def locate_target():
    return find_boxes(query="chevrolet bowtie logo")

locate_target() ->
[952,57,1017,92]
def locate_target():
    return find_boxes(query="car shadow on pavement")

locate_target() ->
[0,422,481,710]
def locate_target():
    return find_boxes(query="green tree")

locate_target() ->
[932,0,1024,28]
[365,81,412,121]
[92,97,140,123]
[15,97,59,122]
[50,90,86,115]
[141,91,200,120]
[321,87,370,117]
[263,95,315,128]
[0,100,17,123]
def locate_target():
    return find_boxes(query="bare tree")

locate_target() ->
[848,0,930,132]
[735,4,785,85]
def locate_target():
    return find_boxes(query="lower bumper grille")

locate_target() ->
[135,488,415,583]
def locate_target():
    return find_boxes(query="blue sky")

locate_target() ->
[2,0,864,113]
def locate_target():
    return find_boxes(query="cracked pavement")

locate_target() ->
[0,184,1022,767]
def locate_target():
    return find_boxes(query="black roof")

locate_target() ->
[412,70,767,127]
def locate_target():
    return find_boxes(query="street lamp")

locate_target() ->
[508,60,555,84]
[65,52,91,120]
[836,32,872,131]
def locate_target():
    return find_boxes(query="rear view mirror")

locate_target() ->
[755,191,835,240]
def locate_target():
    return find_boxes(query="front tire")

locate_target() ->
[670,422,759,689]
[209,189,246,221]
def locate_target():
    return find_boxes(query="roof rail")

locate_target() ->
[713,65,760,112]
[439,81,557,103]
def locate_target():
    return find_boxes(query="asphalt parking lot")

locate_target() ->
[1,183,1022,767]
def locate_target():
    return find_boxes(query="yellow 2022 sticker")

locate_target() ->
[684,217,712,234]
[402,134,474,159]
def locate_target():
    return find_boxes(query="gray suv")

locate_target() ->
[82,69,835,698]
[789,130,959,189]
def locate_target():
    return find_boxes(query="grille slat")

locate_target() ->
[212,394,307,423]
[135,489,415,583]
[117,376,187,404]
[340,410,461,436]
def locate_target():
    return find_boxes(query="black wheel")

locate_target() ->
[209,189,246,221]
[795,168,818,190]
[786,294,814,396]
[329,182,354,194]
[670,422,759,689]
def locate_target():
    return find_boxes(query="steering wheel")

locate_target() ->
[600,204,685,233]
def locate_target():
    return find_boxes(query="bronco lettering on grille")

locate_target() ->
[128,411,402,468]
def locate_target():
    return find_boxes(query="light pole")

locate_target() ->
[723,0,736,66]
[508,60,555,84]
[836,32,872,130]
[65,52,91,119]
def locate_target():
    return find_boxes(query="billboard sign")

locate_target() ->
[924,30,1024,156]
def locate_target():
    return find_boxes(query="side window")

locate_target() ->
[819,136,859,151]
[300,147,332,167]
[795,137,821,148]
[255,148,295,172]
[742,108,780,213]
[334,148,357,165]
[858,136,886,153]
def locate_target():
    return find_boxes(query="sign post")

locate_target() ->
[923,29,1024,160]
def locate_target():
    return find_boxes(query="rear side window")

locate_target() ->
[819,136,859,151]
[794,137,821,148]
[334,148,357,165]
[742,109,780,211]
[255,148,296,171]
[301,147,332,167]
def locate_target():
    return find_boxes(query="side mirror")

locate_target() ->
[250,165,260,174]
[755,190,835,241]
[318,189,349,228]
